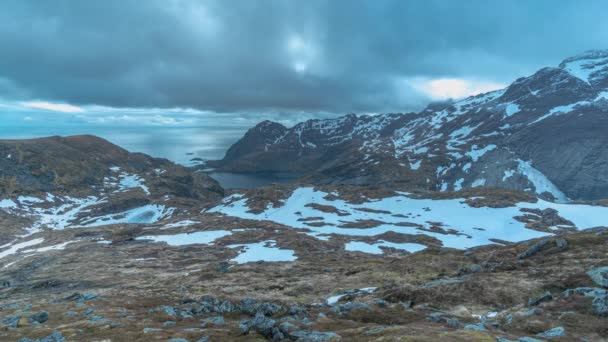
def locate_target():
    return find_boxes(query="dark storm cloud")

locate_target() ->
[1,0,607,113]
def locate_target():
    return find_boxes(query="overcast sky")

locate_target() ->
[1,0,608,117]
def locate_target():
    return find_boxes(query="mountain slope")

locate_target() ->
[212,50,608,201]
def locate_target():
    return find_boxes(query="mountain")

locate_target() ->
[212,50,608,201]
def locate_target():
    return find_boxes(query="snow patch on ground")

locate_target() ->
[516,159,568,202]
[137,230,232,246]
[228,240,297,264]
[345,241,427,254]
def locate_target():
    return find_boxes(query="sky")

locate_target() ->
[1,0,608,161]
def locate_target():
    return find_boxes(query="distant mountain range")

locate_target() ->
[210,50,608,201]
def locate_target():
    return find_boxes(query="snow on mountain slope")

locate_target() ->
[213,50,608,201]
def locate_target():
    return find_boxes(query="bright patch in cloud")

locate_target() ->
[408,78,505,100]
[21,101,84,113]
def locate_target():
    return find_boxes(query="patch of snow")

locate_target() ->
[326,287,377,305]
[80,204,174,227]
[410,160,422,170]
[504,103,520,117]
[530,100,590,125]
[454,178,465,191]
[345,240,427,254]
[516,159,568,201]
[466,145,497,162]
[117,173,150,195]
[472,179,486,187]
[137,230,233,246]
[0,199,17,209]
[0,238,44,259]
[228,240,297,264]
[161,220,199,230]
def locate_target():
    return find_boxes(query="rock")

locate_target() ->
[375,299,388,308]
[42,331,66,342]
[65,292,97,302]
[591,292,608,317]
[289,330,342,341]
[216,261,231,273]
[109,322,122,328]
[161,305,177,317]
[87,315,106,322]
[240,298,283,316]
[464,323,487,332]
[446,318,460,328]
[586,266,608,288]
[28,311,49,324]
[65,311,78,317]
[2,314,22,328]
[554,238,568,249]
[517,239,549,260]
[240,312,277,337]
[536,326,565,338]
[168,339,188,342]
[196,337,210,342]
[517,338,542,342]
[450,305,471,317]
[561,287,608,316]
[426,312,444,323]
[202,315,225,326]
[163,321,176,327]
[527,291,553,306]
[143,327,162,333]
[279,321,299,334]
[317,312,327,319]
[289,305,307,316]
[84,308,96,315]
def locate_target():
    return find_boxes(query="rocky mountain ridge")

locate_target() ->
[212,50,608,201]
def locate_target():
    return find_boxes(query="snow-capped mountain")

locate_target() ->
[212,50,608,201]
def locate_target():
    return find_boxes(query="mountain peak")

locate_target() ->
[558,49,608,86]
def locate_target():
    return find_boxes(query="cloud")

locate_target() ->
[0,0,607,115]
[406,78,505,100]
[21,101,84,113]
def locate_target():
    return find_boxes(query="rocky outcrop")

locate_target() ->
[0,135,223,201]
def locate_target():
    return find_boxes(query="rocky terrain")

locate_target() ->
[210,50,608,202]
[2,51,608,341]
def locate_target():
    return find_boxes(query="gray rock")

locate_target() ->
[290,330,342,341]
[163,321,176,327]
[375,299,388,308]
[84,308,96,315]
[87,315,106,322]
[365,326,388,335]
[446,318,460,328]
[517,338,542,342]
[240,312,277,337]
[1,314,21,328]
[289,305,308,316]
[143,327,162,333]
[196,337,210,342]
[65,311,78,317]
[426,312,444,323]
[554,238,568,249]
[464,323,487,332]
[561,287,608,316]
[536,326,565,338]
[517,239,549,260]
[202,315,225,326]
[240,298,283,316]
[587,266,608,288]
[168,339,189,342]
[527,291,553,306]
[36,331,66,342]
[109,322,122,328]
[28,311,49,324]
[216,261,231,273]
[161,305,177,317]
